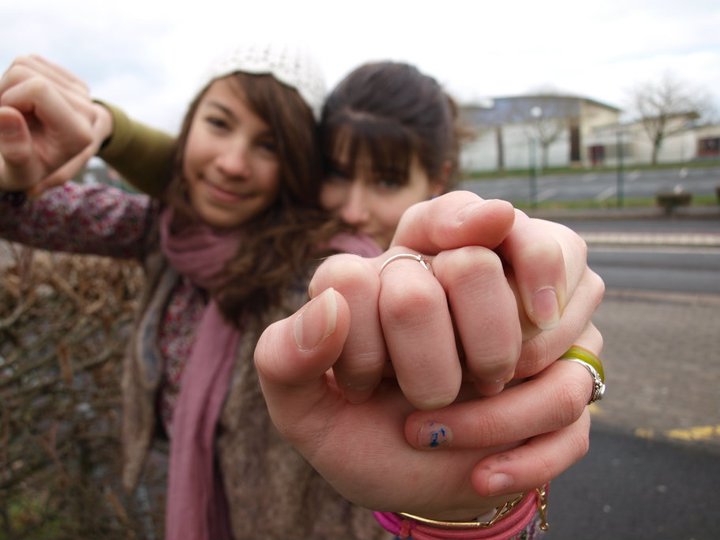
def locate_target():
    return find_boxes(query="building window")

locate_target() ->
[569,125,581,162]
[697,137,720,157]
[589,145,605,166]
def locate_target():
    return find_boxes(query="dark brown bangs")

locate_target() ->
[324,111,414,184]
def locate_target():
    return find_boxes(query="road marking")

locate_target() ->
[633,425,720,442]
[594,186,616,202]
[588,403,604,416]
[537,188,557,202]
[666,425,720,441]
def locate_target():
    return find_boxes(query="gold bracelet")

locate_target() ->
[399,492,526,529]
[537,483,550,531]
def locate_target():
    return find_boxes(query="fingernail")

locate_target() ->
[532,287,560,330]
[487,473,514,494]
[418,421,452,449]
[294,288,337,351]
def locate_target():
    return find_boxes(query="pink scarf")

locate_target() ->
[158,209,381,539]
[160,209,239,540]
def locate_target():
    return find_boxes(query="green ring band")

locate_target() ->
[560,345,605,382]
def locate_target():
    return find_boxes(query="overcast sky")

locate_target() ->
[2,0,719,132]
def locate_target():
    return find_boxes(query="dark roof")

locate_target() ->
[460,94,621,125]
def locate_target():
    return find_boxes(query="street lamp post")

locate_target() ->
[616,128,625,208]
[528,106,542,208]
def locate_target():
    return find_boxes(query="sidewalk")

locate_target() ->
[579,231,720,247]
[529,204,720,247]
[528,204,720,222]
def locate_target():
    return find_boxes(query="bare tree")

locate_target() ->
[629,72,713,165]
[508,95,576,169]
[528,108,567,170]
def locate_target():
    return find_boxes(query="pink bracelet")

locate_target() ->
[373,486,548,540]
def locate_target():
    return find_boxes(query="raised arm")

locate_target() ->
[0,55,174,197]
[0,56,96,193]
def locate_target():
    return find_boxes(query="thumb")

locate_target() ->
[254,288,351,435]
[0,107,40,190]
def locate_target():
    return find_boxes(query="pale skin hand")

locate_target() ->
[255,284,602,519]
[256,286,519,520]
[310,198,520,407]
[313,192,604,405]
[255,191,604,519]
[404,322,602,498]
[0,55,112,195]
[313,244,522,410]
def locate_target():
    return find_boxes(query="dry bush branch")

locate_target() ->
[0,241,163,539]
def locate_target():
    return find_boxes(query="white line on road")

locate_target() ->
[537,188,557,202]
[595,186,616,202]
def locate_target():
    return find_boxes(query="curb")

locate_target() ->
[580,232,720,247]
[528,206,720,221]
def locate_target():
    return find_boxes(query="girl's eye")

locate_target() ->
[375,175,406,190]
[258,139,278,153]
[326,165,352,182]
[206,116,230,130]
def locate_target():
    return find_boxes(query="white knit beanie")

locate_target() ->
[204,43,326,120]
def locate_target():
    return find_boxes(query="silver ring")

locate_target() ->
[380,253,432,274]
[561,358,606,404]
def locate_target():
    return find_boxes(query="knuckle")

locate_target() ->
[554,373,591,423]
[311,254,375,295]
[436,246,503,285]
[380,278,441,326]
[517,332,550,378]
[589,270,606,304]
[468,348,518,381]
[566,412,592,460]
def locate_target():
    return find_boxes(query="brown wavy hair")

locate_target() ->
[164,72,337,325]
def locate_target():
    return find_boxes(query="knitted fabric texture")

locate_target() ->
[204,42,326,120]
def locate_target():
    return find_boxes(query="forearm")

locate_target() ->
[97,101,175,198]
[0,182,149,259]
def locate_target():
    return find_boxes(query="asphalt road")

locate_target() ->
[460,165,720,205]
[535,211,720,539]
[550,426,720,539]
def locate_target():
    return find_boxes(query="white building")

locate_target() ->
[459,94,720,172]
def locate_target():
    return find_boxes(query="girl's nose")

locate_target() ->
[338,182,370,225]
[217,142,250,178]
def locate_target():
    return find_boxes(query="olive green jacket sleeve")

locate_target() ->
[97,101,176,198]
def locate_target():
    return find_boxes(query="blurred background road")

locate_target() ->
[464,169,720,539]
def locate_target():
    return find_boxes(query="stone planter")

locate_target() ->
[656,191,692,214]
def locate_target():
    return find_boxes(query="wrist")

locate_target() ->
[374,484,549,539]
[406,493,520,523]
[91,100,116,154]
